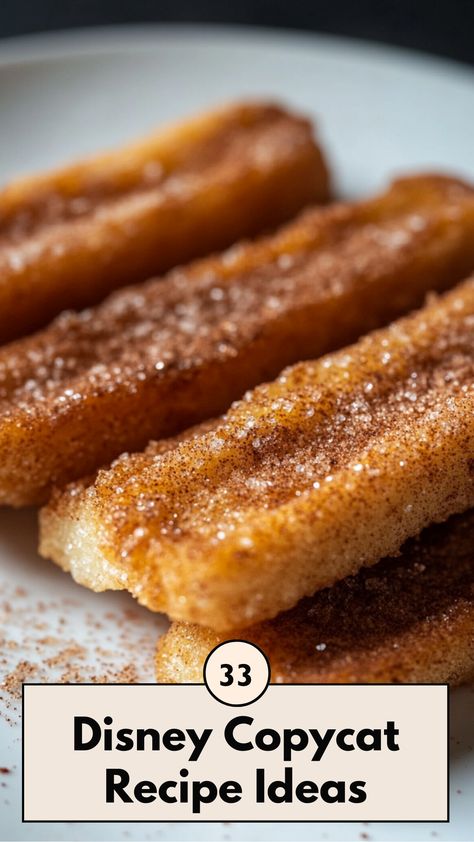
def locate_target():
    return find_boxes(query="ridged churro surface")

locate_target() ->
[155,511,474,685]
[40,279,474,630]
[0,101,329,342]
[3,175,474,505]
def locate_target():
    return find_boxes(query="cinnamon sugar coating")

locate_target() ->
[3,174,474,505]
[0,101,329,342]
[155,511,474,685]
[40,278,474,630]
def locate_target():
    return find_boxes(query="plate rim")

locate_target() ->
[0,20,473,88]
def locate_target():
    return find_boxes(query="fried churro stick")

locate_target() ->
[0,101,329,342]
[155,512,474,685]
[3,175,474,506]
[40,279,474,630]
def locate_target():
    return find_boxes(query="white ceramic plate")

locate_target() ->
[0,24,473,842]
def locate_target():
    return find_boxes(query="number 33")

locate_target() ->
[220,663,251,686]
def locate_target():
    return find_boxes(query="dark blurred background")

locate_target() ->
[0,0,473,66]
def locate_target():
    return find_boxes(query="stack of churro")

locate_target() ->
[1,100,472,685]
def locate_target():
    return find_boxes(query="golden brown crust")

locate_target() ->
[40,278,474,629]
[3,174,474,505]
[0,101,329,342]
[155,511,474,685]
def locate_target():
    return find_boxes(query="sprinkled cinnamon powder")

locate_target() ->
[0,581,161,727]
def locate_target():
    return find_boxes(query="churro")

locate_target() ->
[40,278,474,630]
[2,174,474,505]
[155,511,474,685]
[0,101,329,342]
